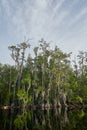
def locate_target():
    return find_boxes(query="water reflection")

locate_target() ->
[0,107,87,130]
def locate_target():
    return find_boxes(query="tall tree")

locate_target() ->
[8,42,30,105]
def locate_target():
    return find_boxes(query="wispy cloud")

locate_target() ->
[0,0,87,64]
[52,0,65,17]
[69,7,87,27]
[60,7,87,41]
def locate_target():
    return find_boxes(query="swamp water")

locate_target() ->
[0,107,87,130]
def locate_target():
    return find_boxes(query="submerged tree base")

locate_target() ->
[1,102,87,110]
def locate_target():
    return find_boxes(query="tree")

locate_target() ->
[8,42,30,105]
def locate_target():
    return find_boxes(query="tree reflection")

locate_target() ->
[0,108,87,130]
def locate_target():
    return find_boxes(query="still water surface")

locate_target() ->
[0,108,87,130]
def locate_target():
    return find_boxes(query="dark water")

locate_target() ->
[0,107,87,130]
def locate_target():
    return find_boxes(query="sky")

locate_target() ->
[0,0,87,64]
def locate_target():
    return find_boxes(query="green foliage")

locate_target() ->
[76,96,83,103]
[21,72,31,86]
[14,115,25,129]
[1,40,87,107]
[78,110,85,118]
[17,89,32,106]
[14,111,28,130]
[14,111,32,130]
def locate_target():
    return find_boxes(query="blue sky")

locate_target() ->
[0,0,87,64]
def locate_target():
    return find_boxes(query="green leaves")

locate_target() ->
[17,89,32,106]
[76,96,83,103]
[2,39,87,107]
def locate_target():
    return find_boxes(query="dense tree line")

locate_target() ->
[0,39,87,108]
